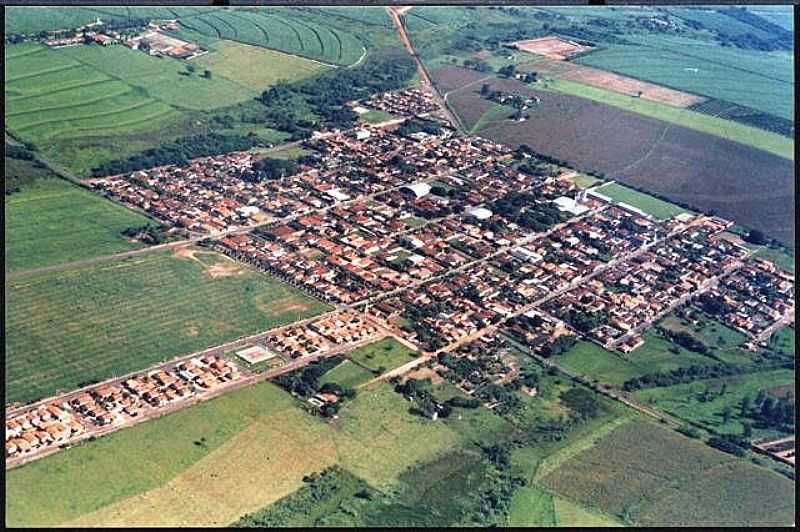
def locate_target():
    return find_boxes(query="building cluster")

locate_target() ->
[6,355,239,459]
[706,258,795,338]
[6,404,85,458]
[266,312,381,359]
[358,88,440,118]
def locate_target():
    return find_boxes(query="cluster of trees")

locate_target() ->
[565,309,606,334]
[696,293,731,317]
[396,119,442,137]
[259,51,416,138]
[463,57,492,72]
[470,443,526,525]
[490,191,565,233]
[246,157,298,182]
[273,356,356,417]
[559,388,603,420]
[707,434,749,457]
[622,362,791,391]
[539,334,577,358]
[664,330,708,354]
[393,378,452,419]
[742,390,795,433]
[121,223,167,244]
[716,7,793,51]
[92,133,262,176]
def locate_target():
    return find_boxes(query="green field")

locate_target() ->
[593,182,691,220]
[8,380,464,526]
[5,178,151,272]
[4,7,211,34]
[318,360,374,389]
[193,40,328,91]
[173,8,366,66]
[557,336,720,388]
[5,248,330,404]
[539,78,793,161]
[634,368,795,439]
[509,485,623,527]
[358,109,396,124]
[345,337,417,373]
[768,326,795,358]
[658,312,755,366]
[540,420,795,526]
[755,246,795,274]
[576,35,794,121]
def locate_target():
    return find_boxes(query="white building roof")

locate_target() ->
[466,206,493,220]
[402,182,432,199]
[326,188,351,202]
[553,196,590,215]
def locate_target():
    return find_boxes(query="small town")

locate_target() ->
[6,87,794,468]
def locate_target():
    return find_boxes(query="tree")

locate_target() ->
[202,69,212,79]
[742,422,753,439]
[744,229,767,245]
[480,83,491,96]
[186,64,196,74]
[721,406,733,424]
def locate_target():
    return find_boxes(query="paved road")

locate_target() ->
[387,6,465,134]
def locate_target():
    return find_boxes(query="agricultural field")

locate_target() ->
[575,35,794,121]
[540,420,795,526]
[634,368,795,439]
[192,40,328,91]
[592,182,691,220]
[5,177,150,273]
[172,8,367,66]
[536,78,793,160]
[5,247,330,404]
[4,6,211,34]
[508,485,622,527]
[345,337,417,373]
[433,66,795,247]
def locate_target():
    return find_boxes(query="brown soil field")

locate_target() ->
[518,56,705,108]
[432,66,795,247]
[512,36,594,61]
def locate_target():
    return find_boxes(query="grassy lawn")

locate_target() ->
[193,40,328,91]
[5,248,331,404]
[593,182,691,220]
[345,337,417,372]
[540,78,793,161]
[634,368,795,439]
[768,326,794,358]
[658,312,755,366]
[5,178,150,272]
[250,145,311,160]
[319,360,375,389]
[358,109,396,124]
[540,420,795,526]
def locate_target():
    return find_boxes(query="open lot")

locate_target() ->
[5,248,330,404]
[8,380,464,527]
[345,337,417,373]
[540,420,795,526]
[512,36,594,61]
[433,66,795,247]
[5,178,150,273]
[592,182,691,220]
[318,360,374,389]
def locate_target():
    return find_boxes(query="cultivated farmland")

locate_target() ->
[540,420,795,526]
[434,66,795,247]
[5,177,150,273]
[5,248,330,404]
[173,8,366,66]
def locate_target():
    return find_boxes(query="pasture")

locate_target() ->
[633,368,795,439]
[556,335,719,388]
[193,40,328,90]
[5,248,330,404]
[5,177,150,273]
[508,485,622,527]
[318,360,374,389]
[768,326,795,358]
[540,420,795,526]
[434,66,795,247]
[8,380,465,526]
[658,312,754,365]
[593,182,690,220]
[345,337,417,373]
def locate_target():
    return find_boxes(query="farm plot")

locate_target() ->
[192,40,327,90]
[5,177,150,273]
[575,35,794,120]
[434,67,795,247]
[174,8,365,66]
[5,248,331,404]
[540,420,795,526]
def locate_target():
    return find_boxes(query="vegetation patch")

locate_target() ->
[593,181,690,220]
[5,248,330,404]
[346,337,417,373]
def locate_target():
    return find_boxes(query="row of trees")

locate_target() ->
[273,356,356,418]
[92,133,262,176]
[622,361,792,391]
